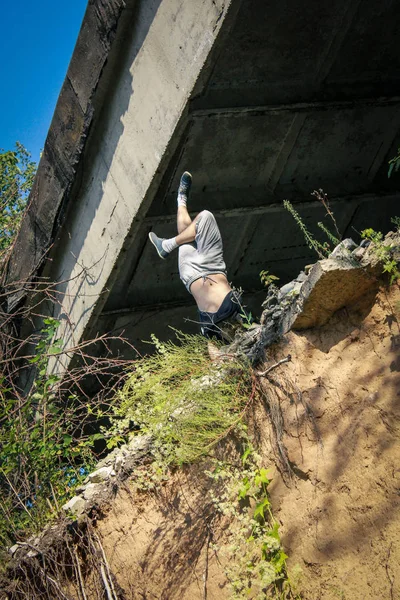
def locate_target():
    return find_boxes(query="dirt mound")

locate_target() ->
[263,284,400,600]
[93,285,399,599]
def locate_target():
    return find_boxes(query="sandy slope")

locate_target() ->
[97,284,400,600]
[264,284,400,600]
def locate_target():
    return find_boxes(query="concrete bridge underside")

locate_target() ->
[8,0,400,355]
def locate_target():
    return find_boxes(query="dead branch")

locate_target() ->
[255,355,291,377]
[73,544,88,600]
[92,531,118,600]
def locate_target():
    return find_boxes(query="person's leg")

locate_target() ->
[175,212,202,245]
[177,205,192,234]
[164,170,196,250]
[149,213,199,258]
[149,172,196,257]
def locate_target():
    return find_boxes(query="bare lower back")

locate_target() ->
[190,273,232,313]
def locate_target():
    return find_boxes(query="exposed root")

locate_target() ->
[256,354,291,377]
[0,519,125,600]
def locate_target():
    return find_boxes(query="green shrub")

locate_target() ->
[361,227,400,284]
[0,142,36,254]
[0,319,102,551]
[108,332,254,465]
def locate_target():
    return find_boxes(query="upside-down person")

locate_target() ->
[149,172,248,340]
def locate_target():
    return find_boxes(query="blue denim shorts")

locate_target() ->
[198,291,241,339]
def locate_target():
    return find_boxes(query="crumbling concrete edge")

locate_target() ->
[227,231,400,363]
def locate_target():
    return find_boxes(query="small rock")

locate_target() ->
[360,239,371,248]
[115,455,125,472]
[83,483,104,503]
[119,445,131,457]
[28,535,41,546]
[352,246,366,260]
[95,458,113,469]
[272,310,283,321]
[304,264,314,275]
[62,495,86,517]
[278,280,302,300]
[260,307,277,324]
[329,238,357,260]
[127,435,151,454]
[88,466,115,483]
[295,271,307,283]
[279,281,295,297]
[97,458,115,469]
[9,544,19,555]
[261,295,278,309]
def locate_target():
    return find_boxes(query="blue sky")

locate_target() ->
[0,1,88,164]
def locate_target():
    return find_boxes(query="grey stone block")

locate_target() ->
[292,258,378,330]
[329,238,357,260]
[62,496,86,517]
[83,483,105,503]
[295,271,307,283]
[9,544,19,555]
[88,466,115,483]
[352,246,366,260]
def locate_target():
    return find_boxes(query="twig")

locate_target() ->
[92,531,118,600]
[15,540,42,554]
[99,564,115,600]
[203,532,211,600]
[0,469,33,518]
[73,545,88,600]
[385,542,394,600]
[256,355,291,377]
[38,567,71,600]
[50,481,60,512]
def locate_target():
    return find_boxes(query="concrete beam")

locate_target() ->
[190,95,400,118]
[142,192,400,224]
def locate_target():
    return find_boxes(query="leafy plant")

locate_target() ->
[207,444,292,598]
[283,199,331,260]
[260,270,280,288]
[239,308,254,329]
[361,227,400,284]
[0,142,36,254]
[391,216,400,232]
[388,148,400,178]
[108,332,254,465]
[0,318,103,549]
[317,221,340,247]
[230,288,255,330]
[284,190,343,261]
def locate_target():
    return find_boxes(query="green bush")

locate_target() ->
[0,142,36,254]
[0,319,101,551]
[108,332,254,465]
